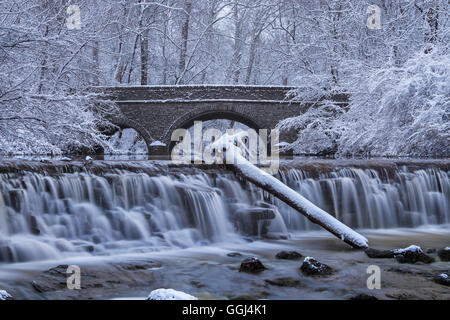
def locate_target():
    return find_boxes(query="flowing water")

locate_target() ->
[0,161,448,263]
[0,159,448,299]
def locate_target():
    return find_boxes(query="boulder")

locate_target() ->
[275,251,303,260]
[365,248,396,258]
[349,293,378,300]
[365,245,433,264]
[300,257,333,276]
[227,252,243,258]
[0,290,13,300]
[264,277,301,287]
[236,207,276,221]
[437,247,450,262]
[147,288,197,300]
[433,273,450,287]
[394,246,433,264]
[239,257,266,273]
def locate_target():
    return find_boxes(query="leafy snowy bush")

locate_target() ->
[279,48,450,158]
[0,95,115,155]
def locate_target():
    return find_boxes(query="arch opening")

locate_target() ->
[105,126,149,160]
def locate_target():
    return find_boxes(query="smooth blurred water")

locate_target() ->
[0,164,448,263]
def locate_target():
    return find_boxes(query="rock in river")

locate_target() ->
[147,288,197,300]
[275,251,303,260]
[239,257,266,273]
[437,247,450,262]
[300,257,333,276]
[264,277,302,287]
[349,293,378,300]
[0,290,13,300]
[433,273,450,287]
[365,245,433,264]
[227,252,243,258]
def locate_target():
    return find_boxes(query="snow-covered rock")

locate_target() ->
[147,288,197,300]
[393,245,423,254]
[275,141,290,148]
[149,141,167,147]
[0,290,13,300]
[365,245,433,264]
[433,273,450,287]
[300,257,333,276]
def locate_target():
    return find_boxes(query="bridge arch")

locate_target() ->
[163,108,264,153]
[111,117,155,151]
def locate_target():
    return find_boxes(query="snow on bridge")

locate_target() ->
[93,85,347,155]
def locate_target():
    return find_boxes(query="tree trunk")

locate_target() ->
[140,29,149,85]
[229,3,242,84]
[114,5,129,83]
[245,35,259,85]
[92,41,100,86]
[177,1,192,84]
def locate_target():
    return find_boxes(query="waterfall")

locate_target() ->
[0,165,448,263]
[0,193,8,237]
[277,167,449,231]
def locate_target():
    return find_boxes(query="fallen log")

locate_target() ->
[209,132,368,249]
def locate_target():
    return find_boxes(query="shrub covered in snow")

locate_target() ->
[279,48,449,158]
[0,95,116,156]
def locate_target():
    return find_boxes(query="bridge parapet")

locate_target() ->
[93,85,298,103]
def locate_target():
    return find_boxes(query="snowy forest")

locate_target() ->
[0,0,448,157]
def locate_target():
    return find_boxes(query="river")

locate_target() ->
[0,158,448,299]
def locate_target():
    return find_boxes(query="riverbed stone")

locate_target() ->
[366,246,434,264]
[227,252,243,258]
[239,257,266,273]
[275,251,303,260]
[433,273,450,287]
[349,293,378,300]
[437,248,450,262]
[394,246,434,264]
[147,288,197,300]
[300,257,333,276]
[365,248,396,258]
[264,277,302,287]
[0,290,13,300]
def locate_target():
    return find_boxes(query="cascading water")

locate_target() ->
[0,171,238,263]
[277,167,449,230]
[0,164,448,263]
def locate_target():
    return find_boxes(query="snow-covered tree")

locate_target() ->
[278,0,449,158]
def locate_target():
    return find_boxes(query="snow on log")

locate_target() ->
[208,132,369,249]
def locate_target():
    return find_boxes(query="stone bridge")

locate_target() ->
[95,85,346,155]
